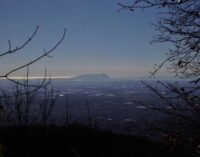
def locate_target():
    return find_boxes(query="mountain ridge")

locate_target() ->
[69,73,111,81]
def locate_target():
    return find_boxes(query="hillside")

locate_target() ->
[0,124,193,157]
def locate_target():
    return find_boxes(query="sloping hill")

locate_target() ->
[0,124,193,157]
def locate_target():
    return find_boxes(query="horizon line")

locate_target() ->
[0,76,73,80]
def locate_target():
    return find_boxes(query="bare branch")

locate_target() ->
[0,25,39,57]
[0,27,66,99]
[1,28,66,78]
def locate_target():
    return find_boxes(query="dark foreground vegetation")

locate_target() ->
[0,0,200,156]
[0,124,195,157]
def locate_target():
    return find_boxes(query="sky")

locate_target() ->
[0,0,171,78]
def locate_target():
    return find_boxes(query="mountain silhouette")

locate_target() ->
[69,73,111,81]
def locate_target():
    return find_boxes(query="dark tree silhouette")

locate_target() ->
[0,26,66,125]
[0,26,66,98]
[119,0,200,80]
[39,80,58,127]
[119,0,200,153]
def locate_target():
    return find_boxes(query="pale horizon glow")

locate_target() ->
[0,0,172,78]
[0,76,73,80]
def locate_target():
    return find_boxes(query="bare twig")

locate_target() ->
[0,25,39,57]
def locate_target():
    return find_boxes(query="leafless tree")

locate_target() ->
[119,0,200,79]
[65,91,70,126]
[0,25,66,97]
[12,67,37,126]
[118,0,200,152]
[39,80,58,127]
[0,26,66,119]
[86,99,92,127]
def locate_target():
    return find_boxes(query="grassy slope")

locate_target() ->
[0,124,193,157]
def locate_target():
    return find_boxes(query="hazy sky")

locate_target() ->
[0,0,171,78]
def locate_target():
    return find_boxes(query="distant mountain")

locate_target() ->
[69,73,111,81]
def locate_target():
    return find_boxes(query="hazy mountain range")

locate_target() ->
[68,73,111,81]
